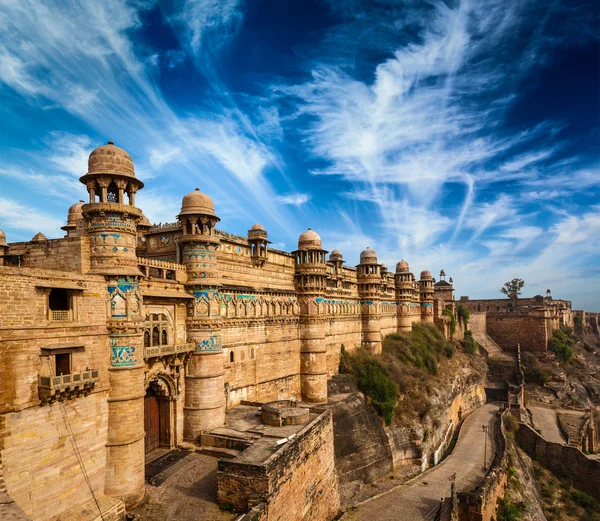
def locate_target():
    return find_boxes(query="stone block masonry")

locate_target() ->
[217,409,340,521]
[516,422,600,501]
[486,313,548,351]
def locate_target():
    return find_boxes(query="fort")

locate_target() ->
[0,142,455,521]
[1,142,595,521]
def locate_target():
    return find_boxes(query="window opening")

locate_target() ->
[55,353,71,376]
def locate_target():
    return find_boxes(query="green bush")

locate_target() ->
[442,308,457,337]
[461,330,478,354]
[351,356,398,426]
[383,324,452,375]
[504,413,519,433]
[549,329,574,363]
[574,315,584,335]
[339,344,352,374]
[456,304,471,329]
[571,489,599,511]
[497,498,524,521]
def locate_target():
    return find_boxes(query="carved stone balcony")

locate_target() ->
[144,343,195,360]
[38,369,100,404]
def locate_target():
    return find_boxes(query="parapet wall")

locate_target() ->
[516,422,600,501]
[457,409,509,521]
[217,409,340,521]
[486,313,548,351]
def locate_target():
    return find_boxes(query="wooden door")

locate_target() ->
[144,390,160,453]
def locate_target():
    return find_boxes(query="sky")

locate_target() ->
[0,0,599,310]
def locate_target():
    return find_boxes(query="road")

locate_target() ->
[342,403,499,521]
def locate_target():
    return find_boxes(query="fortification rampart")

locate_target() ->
[217,408,339,521]
[516,422,600,501]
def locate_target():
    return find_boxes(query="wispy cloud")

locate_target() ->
[275,193,312,206]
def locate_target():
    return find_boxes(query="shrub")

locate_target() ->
[497,498,524,521]
[548,329,574,363]
[456,304,471,329]
[383,324,450,375]
[339,344,352,374]
[461,330,478,354]
[574,315,584,335]
[351,356,398,426]
[504,413,519,433]
[571,489,599,511]
[442,308,457,337]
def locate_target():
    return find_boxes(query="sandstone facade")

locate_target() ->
[0,142,455,520]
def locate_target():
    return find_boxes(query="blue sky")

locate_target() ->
[0,0,599,310]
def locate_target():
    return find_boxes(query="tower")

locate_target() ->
[178,188,226,439]
[61,200,85,238]
[293,229,328,403]
[357,248,382,354]
[419,270,434,323]
[395,260,414,331]
[79,142,146,507]
[248,223,270,267]
[0,229,6,266]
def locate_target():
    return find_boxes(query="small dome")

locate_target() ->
[32,232,47,242]
[65,200,85,225]
[420,270,432,279]
[0,229,6,247]
[87,141,135,177]
[396,260,409,273]
[329,249,343,262]
[298,229,322,249]
[138,214,151,228]
[179,188,217,218]
[360,247,377,264]
[251,223,265,231]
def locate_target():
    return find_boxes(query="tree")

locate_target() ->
[500,278,524,309]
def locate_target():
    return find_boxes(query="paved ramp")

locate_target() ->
[470,328,513,361]
[529,406,565,444]
[342,403,499,521]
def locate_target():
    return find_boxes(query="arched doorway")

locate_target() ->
[144,377,174,454]
[145,386,160,453]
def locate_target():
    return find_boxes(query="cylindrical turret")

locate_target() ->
[178,188,226,439]
[293,229,328,403]
[79,142,145,508]
[61,200,85,238]
[80,142,144,277]
[357,248,382,354]
[395,260,414,331]
[248,223,270,267]
[419,269,434,323]
[0,229,6,266]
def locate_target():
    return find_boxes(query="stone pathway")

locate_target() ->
[341,403,499,521]
[130,453,235,521]
[528,406,565,444]
[470,329,514,362]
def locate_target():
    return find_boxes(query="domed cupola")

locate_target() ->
[293,229,328,293]
[78,141,144,276]
[179,188,218,219]
[248,223,270,267]
[62,200,85,237]
[177,187,221,286]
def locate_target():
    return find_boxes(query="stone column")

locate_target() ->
[299,303,328,403]
[104,279,145,508]
[184,321,226,438]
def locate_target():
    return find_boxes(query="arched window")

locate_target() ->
[161,329,168,345]
[144,331,150,347]
[250,347,255,360]
[152,326,159,346]
[229,350,235,363]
